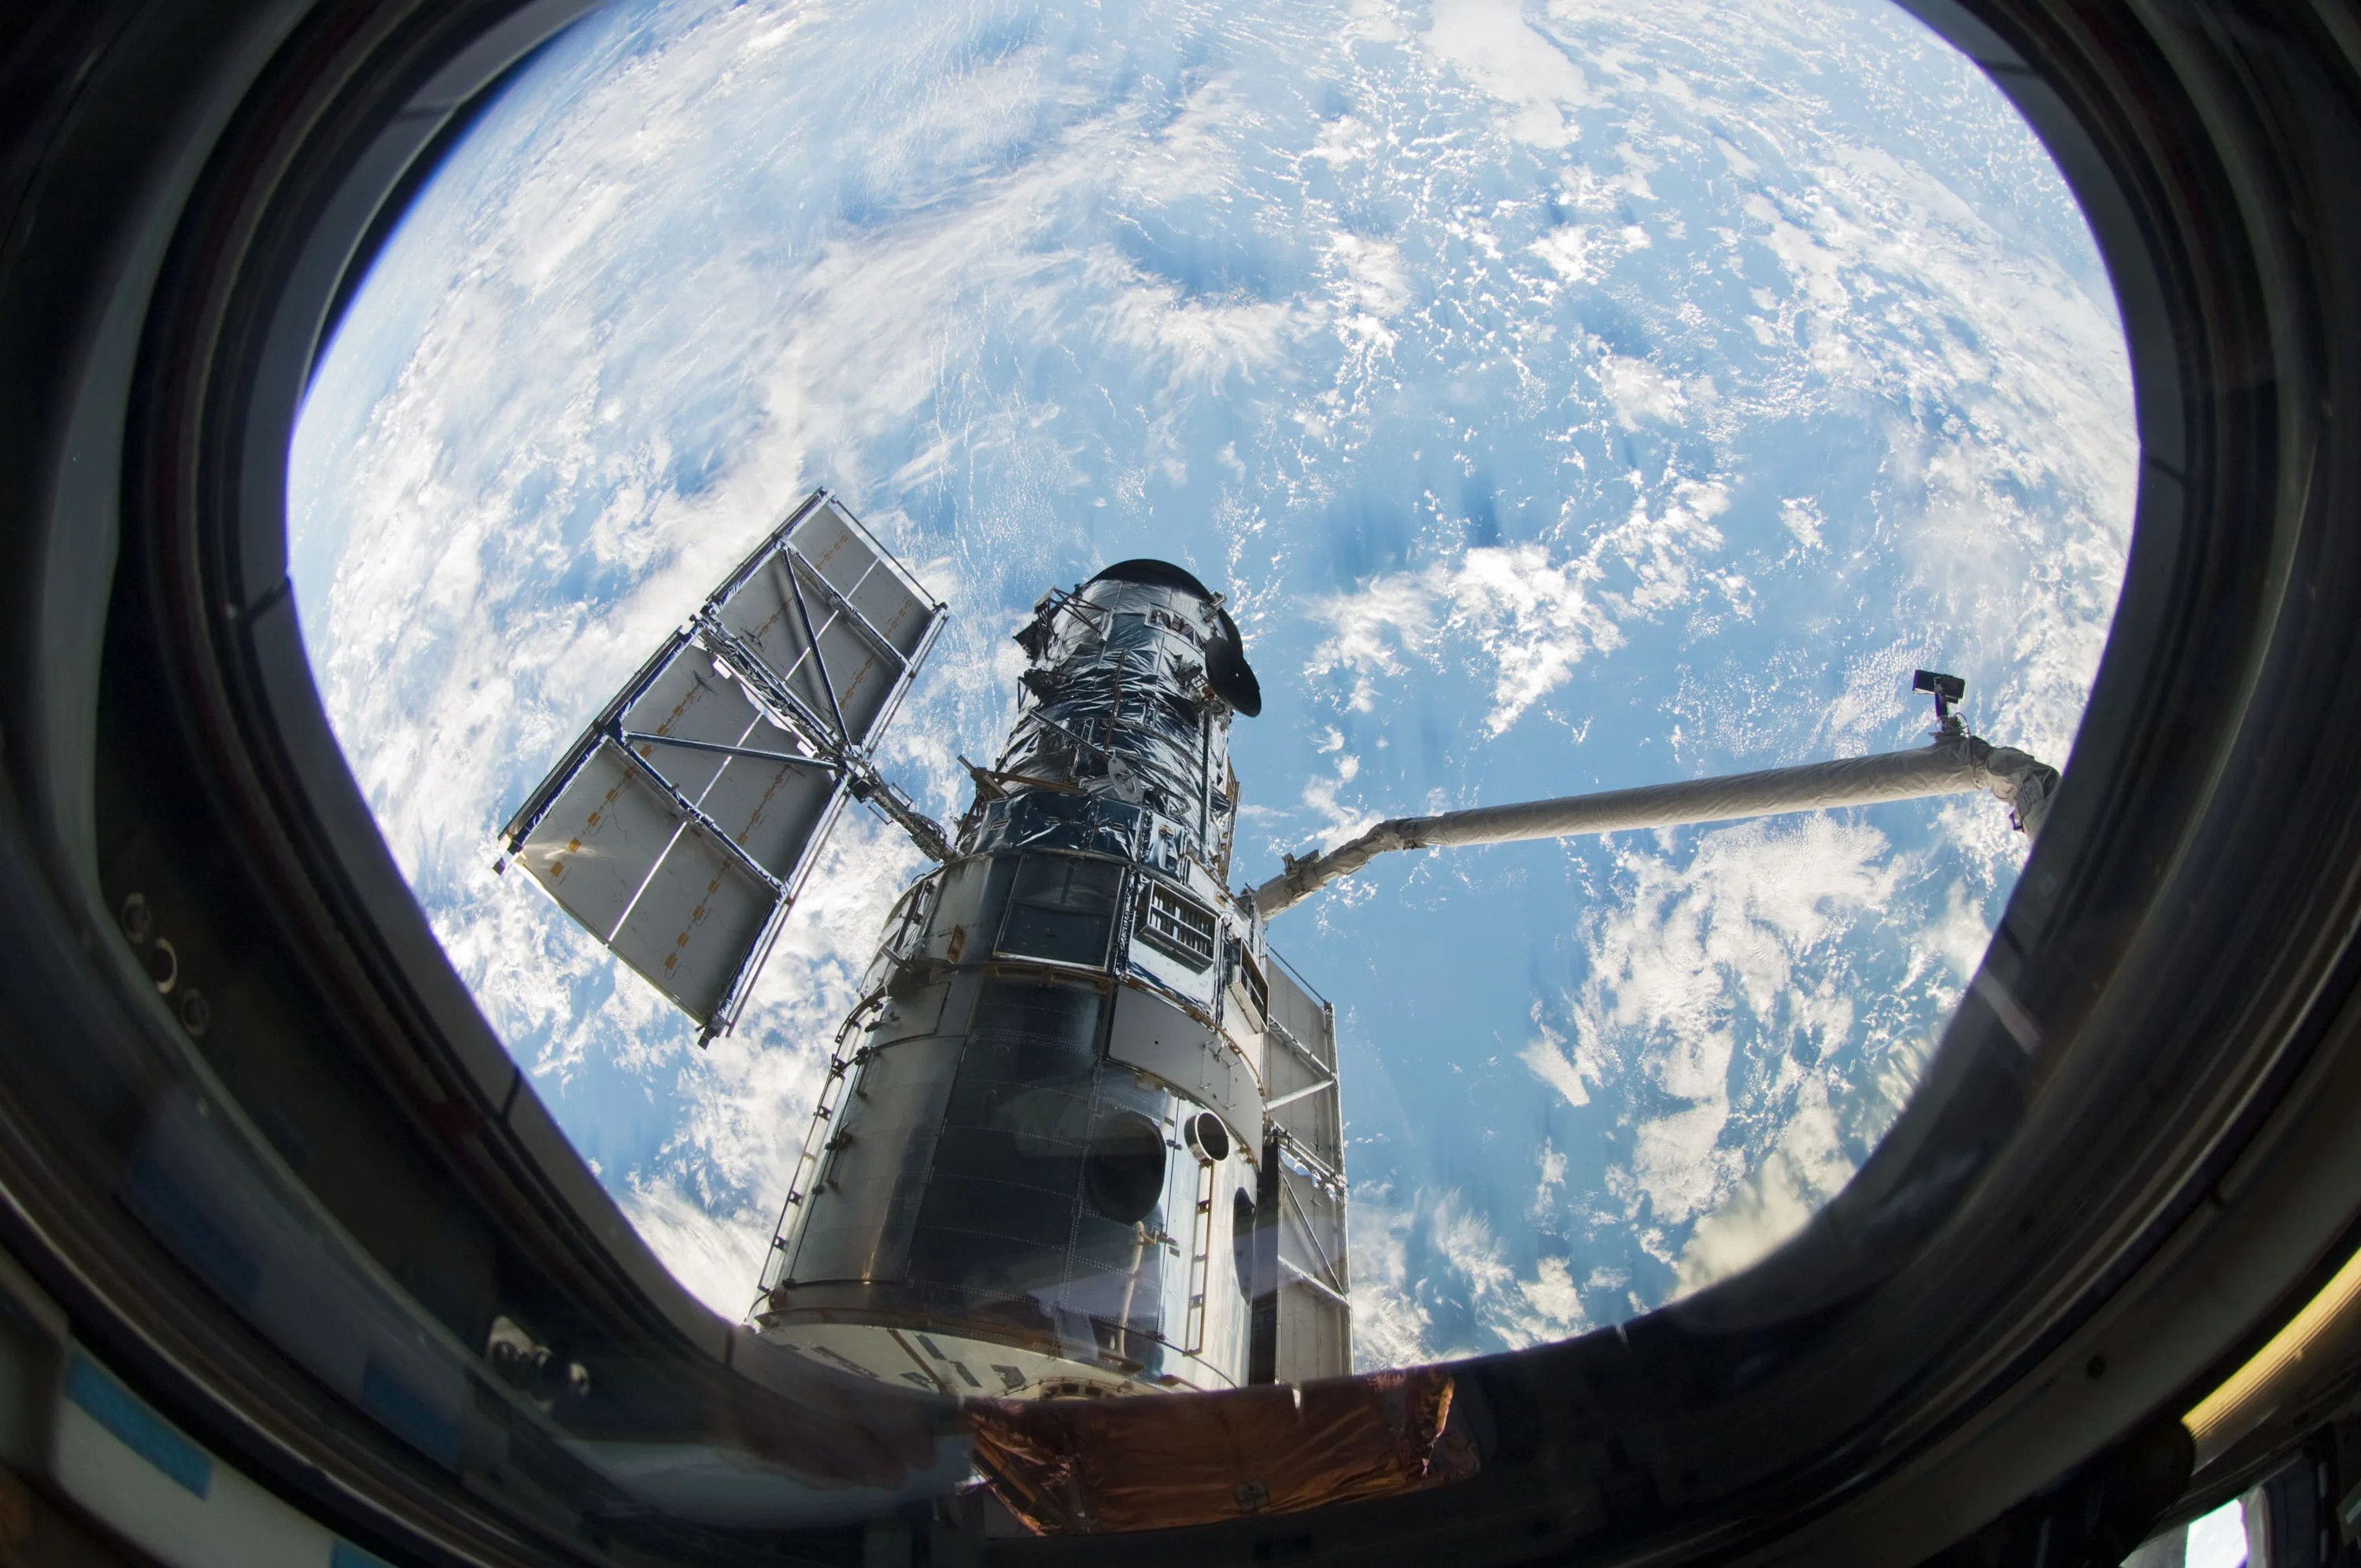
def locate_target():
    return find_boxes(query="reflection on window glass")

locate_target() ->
[999,856,1123,968]
[2185,1499,2248,1568]
[1233,1190,1258,1300]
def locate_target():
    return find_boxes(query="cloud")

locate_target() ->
[1520,1017,1591,1109]
[1303,574,1439,707]
[1533,1139,1567,1216]
[1308,475,1738,737]
[1709,124,2136,770]
[1572,816,1900,1234]
[1528,224,1598,284]
[1432,1191,1514,1304]
[1502,1256,1589,1345]
[1778,497,1824,551]
[1598,354,1686,429]
[1088,249,1306,392]
[1328,233,1412,320]
[1347,1185,1435,1370]
[1927,878,1996,987]
[1445,543,1626,734]
[1421,0,1590,148]
[1413,1191,1594,1352]
[1671,1090,1852,1297]
[622,1177,774,1321]
[1307,544,1616,736]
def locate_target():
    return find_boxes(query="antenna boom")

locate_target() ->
[1254,730,2058,917]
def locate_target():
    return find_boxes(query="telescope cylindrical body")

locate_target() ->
[756,563,1283,1398]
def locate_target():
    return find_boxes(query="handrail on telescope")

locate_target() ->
[1251,723,2059,918]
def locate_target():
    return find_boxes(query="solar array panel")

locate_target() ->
[501,493,944,1037]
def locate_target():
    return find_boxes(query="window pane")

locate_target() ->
[999,856,1123,967]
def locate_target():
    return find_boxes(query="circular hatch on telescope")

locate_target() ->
[1084,1112,1168,1223]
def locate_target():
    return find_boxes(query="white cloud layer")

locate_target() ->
[1309,476,1743,736]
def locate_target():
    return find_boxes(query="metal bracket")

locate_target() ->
[604,729,786,898]
[1913,667,1966,722]
[618,729,838,772]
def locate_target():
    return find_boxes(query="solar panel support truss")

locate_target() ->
[499,490,951,1042]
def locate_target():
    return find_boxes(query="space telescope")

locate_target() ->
[499,493,1351,1404]
[501,488,2059,1425]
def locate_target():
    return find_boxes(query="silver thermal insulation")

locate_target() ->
[967,566,1247,875]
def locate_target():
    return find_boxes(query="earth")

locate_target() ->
[289,0,2135,1370]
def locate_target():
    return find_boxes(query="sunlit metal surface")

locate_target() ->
[756,562,1352,1402]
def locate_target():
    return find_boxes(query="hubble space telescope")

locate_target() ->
[500,489,2057,1410]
